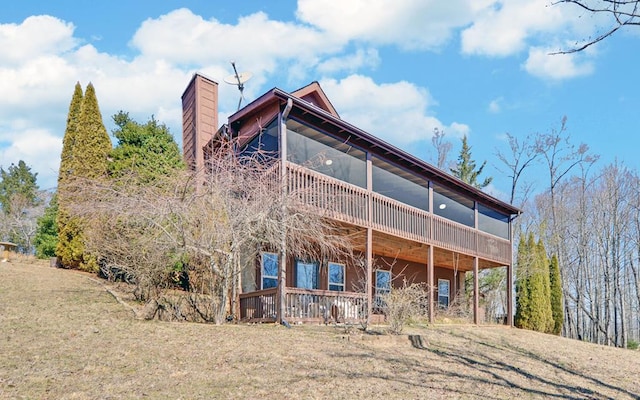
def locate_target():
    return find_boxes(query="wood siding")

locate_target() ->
[182,74,218,171]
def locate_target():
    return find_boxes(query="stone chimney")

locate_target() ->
[181,73,218,172]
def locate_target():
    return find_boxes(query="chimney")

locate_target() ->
[181,73,219,172]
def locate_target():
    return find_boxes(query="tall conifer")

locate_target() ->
[56,82,112,272]
[56,83,83,269]
[536,239,554,333]
[515,235,531,329]
[549,254,563,335]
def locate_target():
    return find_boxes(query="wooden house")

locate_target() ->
[182,73,520,325]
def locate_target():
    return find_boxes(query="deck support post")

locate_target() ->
[473,257,479,325]
[277,99,293,324]
[428,245,434,324]
[366,227,373,326]
[507,263,513,326]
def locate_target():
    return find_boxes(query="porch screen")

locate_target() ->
[478,204,510,239]
[372,157,429,211]
[286,120,366,188]
[432,186,474,227]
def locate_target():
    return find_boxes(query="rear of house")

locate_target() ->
[182,73,520,326]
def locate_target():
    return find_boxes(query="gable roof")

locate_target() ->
[291,81,340,118]
[227,83,521,216]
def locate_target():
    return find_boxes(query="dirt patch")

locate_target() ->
[1,260,639,399]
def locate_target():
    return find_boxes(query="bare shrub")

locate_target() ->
[66,140,353,324]
[381,280,430,335]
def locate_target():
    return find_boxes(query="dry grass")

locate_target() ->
[1,259,639,399]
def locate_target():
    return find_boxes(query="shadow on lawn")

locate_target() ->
[328,328,637,399]
[408,330,638,399]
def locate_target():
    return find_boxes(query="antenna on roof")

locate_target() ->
[224,61,253,111]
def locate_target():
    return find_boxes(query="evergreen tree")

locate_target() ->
[536,239,554,333]
[72,83,112,180]
[56,82,112,272]
[0,160,39,215]
[515,235,531,329]
[526,234,548,332]
[109,111,185,183]
[34,194,58,258]
[450,135,492,189]
[58,82,83,187]
[549,254,564,335]
[56,83,83,268]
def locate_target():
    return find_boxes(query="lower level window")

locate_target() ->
[374,270,391,308]
[296,260,319,289]
[328,262,345,291]
[261,252,278,289]
[438,279,450,308]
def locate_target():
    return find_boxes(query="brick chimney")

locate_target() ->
[181,73,218,172]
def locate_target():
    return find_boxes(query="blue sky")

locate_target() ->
[1,1,638,205]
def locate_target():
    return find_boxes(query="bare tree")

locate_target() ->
[1,191,46,253]
[553,0,640,53]
[67,142,353,324]
[495,132,539,206]
[431,128,453,170]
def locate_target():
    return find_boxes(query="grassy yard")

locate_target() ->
[1,259,639,399]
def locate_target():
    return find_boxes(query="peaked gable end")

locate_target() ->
[292,81,340,118]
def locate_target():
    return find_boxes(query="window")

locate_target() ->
[261,252,278,289]
[438,279,450,308]
[240,119,279,161]
[328,262,345,291]
[374,270,391,309]
[296,260,319,289]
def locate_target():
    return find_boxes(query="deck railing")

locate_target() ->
[284,288,367,323]
[284,162,511,265]
[239,287,277,322]
[238,287,367,323]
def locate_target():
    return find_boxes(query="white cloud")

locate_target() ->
[523,46,594,80]
[488,97,502,113]
[0,15,78,65]
[317,48,380,74]
[0,126,62,190]
[297,0,478,50]
[131,8,339,74]
[461,0,566,56]
[320,75,469,151]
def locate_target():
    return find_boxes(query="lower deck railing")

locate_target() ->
[239,287,277,322]
[239,287,367,323]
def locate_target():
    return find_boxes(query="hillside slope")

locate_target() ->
[1,260,638,399]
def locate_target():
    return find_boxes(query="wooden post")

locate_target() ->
[473,257,479,325]
[365,153,373,326]
[507,263,513,326]
[277,100,292,324]
[428,244,434,323]
[366,227,373,326]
